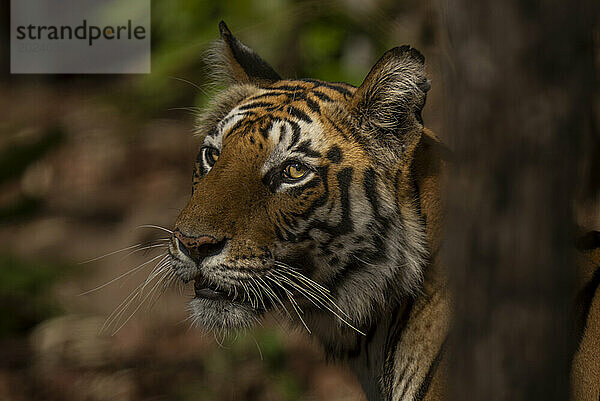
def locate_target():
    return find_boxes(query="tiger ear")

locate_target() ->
[215,21,281,86]
[350,46,430,141]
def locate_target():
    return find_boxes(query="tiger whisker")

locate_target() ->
[272,266,332,307]
[169,76,209,95]
[274,261,331,296]
[110,269,172,334]
[101,253,172,334]
[136,224,174,234]
[145,269,177,311]
[271,262,365,336]
[250,277,268,311]
[104,263,166,329]
[101,280,144,333]
[274,262,349,314]
[80,237,170,265]
[270,272,324,311]
[119,241,170,260]
[140,255,170,294]
[258,276,291,319]
[167,106,201,113]
[249,333,264,361]
[248,281,259,309]
[79,243,145,264]
[240,281,251,305]
[282,287,311,334]
[79,253,166,296]
[352,255,379,268]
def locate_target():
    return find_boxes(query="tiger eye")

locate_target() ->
[204,147,219,166]
[283,163,308,181]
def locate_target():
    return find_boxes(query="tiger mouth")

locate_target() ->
[193,278,268,310]
[193,282,226,300]
[193,279,234,300]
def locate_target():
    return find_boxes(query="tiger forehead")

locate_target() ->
[216,79,356,139]
[233,79,356,121]
[263,79,356,102]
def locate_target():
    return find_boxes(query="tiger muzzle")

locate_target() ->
[173,230,227,265]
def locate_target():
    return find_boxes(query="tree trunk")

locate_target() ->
[438,0,598,400]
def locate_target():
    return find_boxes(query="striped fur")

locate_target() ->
[167,22,599,401]
[572,231,600,401]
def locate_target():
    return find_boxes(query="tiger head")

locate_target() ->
[169,22,431,337]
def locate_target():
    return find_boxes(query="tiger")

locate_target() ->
[167,21,600,401]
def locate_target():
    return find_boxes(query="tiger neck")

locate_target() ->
[318,130,449,400]
[308,257,449,401]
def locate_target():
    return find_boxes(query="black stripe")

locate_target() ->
[393,167,404,204]
[320,168,393,291]
[324,114,370,148]
[326,146,343,163]
[289,176,321,197]
[343,321,378,360]
[305,97,321,113]
[286,120,301,150]
[287,105,312,123]
[398,369,417,400]
[224,118,247,139]
[412,174,424,226]
[259,120,274,139]
[305,167,354,237]
[362,323,378,366]
[409,150,426,235]
[280,212,294,228]
[289,165,330,223]
[273,224,285,241]
[273,214,298,241]
[381,299,415,397]
[218,113,242,131]
[414,339,447,401]
[575,265,600,342]
[324,115,347,136]
[288,91,307,101]
[311,90,333,102]
[363,168,390,230]
[272,84,306,92]
[246,91,290,101]
[262,165,281,191]
[294,140,321,158]
[238,101,274,111]
[576,231,600,251]
[278,124,288,142]
[325,230,388,292]
[299,78,354,97]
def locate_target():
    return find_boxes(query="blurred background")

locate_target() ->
[0,0,444,400]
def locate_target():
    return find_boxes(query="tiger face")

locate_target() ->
[169,22,430,335]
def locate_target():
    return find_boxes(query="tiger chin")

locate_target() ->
[166,22,600,401]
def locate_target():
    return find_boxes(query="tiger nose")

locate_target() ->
[173,230,227,264]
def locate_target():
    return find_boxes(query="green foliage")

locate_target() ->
[172,328,303,400]
[0,127,64,186]
[122,0,401,117]
[0,253,70,336]
[0,127,64,223]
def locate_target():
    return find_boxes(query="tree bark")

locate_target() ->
[438,0,598,400]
